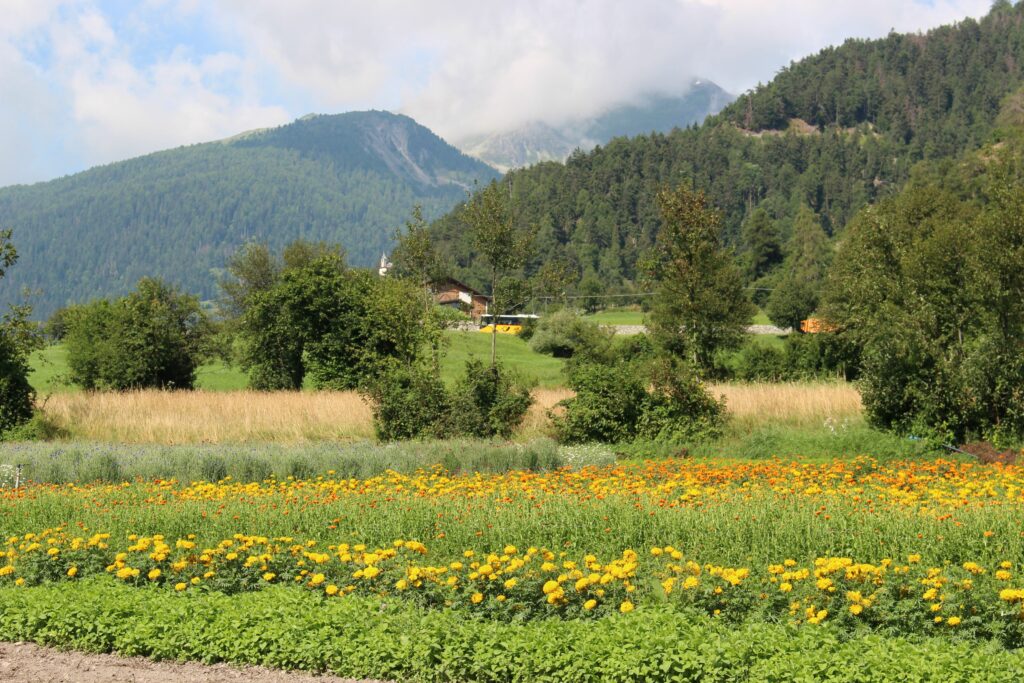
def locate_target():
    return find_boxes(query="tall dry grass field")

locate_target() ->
[39,383,862,444]
[709,382,863,430]
[43,390,376,444]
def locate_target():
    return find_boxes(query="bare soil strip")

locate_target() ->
[0,642,393,683]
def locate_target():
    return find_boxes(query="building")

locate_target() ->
[378,252,392,277]
[432,278,489,319]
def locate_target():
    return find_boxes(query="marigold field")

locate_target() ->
[3,455,1024,679]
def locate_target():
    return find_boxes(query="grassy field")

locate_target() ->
[30,331,566,394]
[583,307,645,325]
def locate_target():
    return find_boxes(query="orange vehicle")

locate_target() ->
[800,317,837,334]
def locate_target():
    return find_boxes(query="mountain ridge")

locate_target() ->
[0,110,498,318]
[457,80,734,172]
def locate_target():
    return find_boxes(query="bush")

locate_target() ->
[368,364,451,441]
[366,359,533,441]
[63,278,210,390]
[733,334,859,382]
[636,360,724,443]
[551,362,648,444]
[1,412,67,442]
[449,359,534,439]
[554,358,724,445]
[529,310,613,359]
[733,343,789,381]
[0,332,34,436]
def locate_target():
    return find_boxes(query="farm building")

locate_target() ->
[432,278,489,319]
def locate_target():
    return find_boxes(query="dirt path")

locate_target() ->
[0,642,394,683]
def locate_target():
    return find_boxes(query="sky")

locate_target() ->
[0,0,994,187]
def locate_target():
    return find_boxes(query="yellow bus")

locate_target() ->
[478,314,539,335]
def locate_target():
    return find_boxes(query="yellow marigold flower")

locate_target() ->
[471,592,484,604]
[463,550,475,558]
[0,566,14,577]
[174,582,187,592]
[542,580,560,595]
[996,570,1012,581]
[47,547,59,556]
[449,561,463,571]
[908,554,921,564]
[923,588,938,601]
[147,568,161,581]
[496,595,506,602]
[363,566,381,579]
[504,578,517,590]
[262,572,275,582]
[67,566,78,578]
[583,599,597,610]
[14,578,25,587]
[619,600,634,613]
[934,616,944,623]
[325,584,339,596]
[650,547,663,557]
[683,576,699,590]
[503,545,517,556]
[395,579,408,590]
[478,564,493,577]
[1000,561,1013,569]
[930,603,942,612]
[849,604,863,616]
[190,577,201,585]
[947,616,962,626]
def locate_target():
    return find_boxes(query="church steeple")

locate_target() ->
[378,252,392,277]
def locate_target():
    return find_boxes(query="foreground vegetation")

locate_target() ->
[3,580,1022,681]
[2,454,1024,678]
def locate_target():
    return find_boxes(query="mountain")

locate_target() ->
[0,110,498,318]
[457,80,733,172]
[432,3,1024,298]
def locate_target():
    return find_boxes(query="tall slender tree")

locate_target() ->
[460,181,535,366]
[646,185,754,373]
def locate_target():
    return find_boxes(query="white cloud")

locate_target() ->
[207,0,993,141]
[0,1,290,184]
[0,0,997,184]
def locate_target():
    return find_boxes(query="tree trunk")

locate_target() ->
[490,271,498,367]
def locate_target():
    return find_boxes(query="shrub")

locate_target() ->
[636,360,725,443]
[368,364,451,441]
[0,332,34,436]
[449,359,533,439]
[734,343,789,382]
[63,278,210,390]
[529,309,613,359]
[366,359,533,441]
[555,358,725,445]
[551,361,648,444]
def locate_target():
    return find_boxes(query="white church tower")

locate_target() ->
[378,252,392,277]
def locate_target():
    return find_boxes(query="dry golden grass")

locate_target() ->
[709,382,863,430]
[40,383,862,444]
[42,390,376,444]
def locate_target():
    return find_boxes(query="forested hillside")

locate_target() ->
[431,2,1024,299]
[0,111,497,318]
